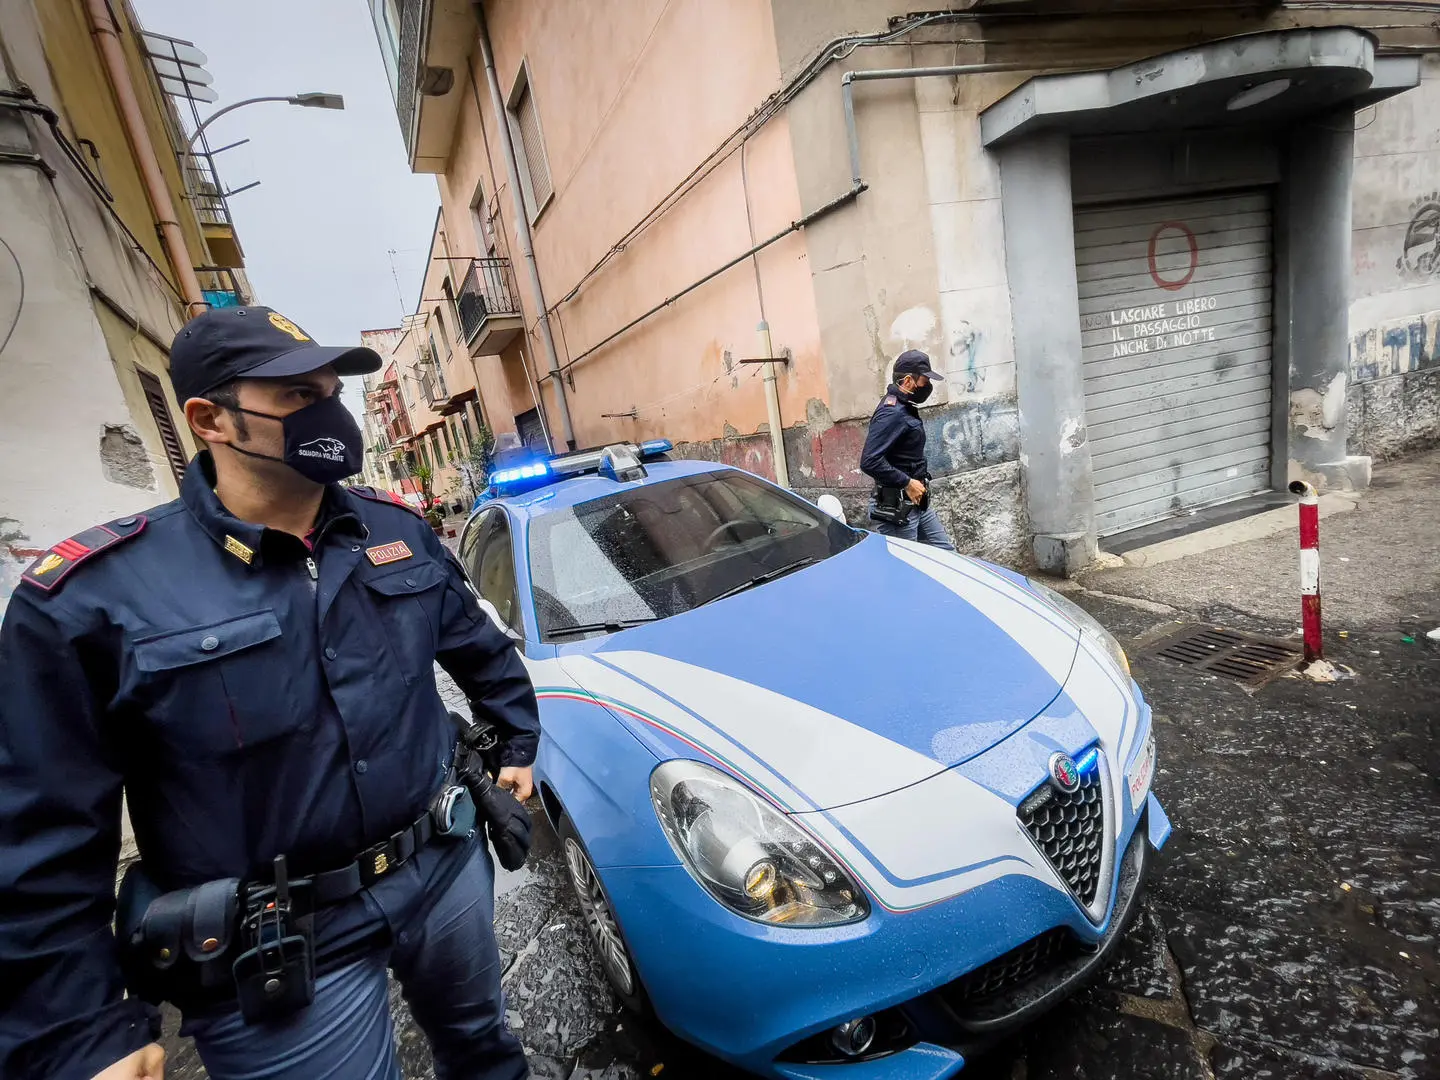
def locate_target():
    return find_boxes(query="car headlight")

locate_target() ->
[1028,579,1130,679]
[650,760,868,927]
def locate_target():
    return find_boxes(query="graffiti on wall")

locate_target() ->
[947,320,984,394]
[1397,193,1440,281]
[1350,311,1440,382]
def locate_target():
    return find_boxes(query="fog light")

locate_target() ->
[830,1016,876,1058]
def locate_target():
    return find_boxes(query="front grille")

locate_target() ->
[943,927,1072,1007]
[1019,766,1106,905]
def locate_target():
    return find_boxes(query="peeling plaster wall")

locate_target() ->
[1347,54,1440,460]
[0,0,196,618]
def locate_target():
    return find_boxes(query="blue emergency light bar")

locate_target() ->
[1075,746,1100,774]
[486,439,673,496]
[490,462,550,485]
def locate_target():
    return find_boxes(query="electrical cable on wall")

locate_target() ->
[0,235,25,358]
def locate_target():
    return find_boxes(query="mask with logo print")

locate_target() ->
[227,394,364,484]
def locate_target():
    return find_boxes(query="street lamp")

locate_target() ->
[185,92,345,153]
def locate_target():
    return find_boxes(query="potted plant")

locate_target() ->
[413,464,443,533]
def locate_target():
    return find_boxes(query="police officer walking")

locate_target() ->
[860,350,956,550]
[0,307,538,1080]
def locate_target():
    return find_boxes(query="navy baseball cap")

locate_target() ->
[169,306,383,402]
[893,349,944,381]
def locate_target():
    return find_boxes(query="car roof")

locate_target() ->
[474,457,739,522]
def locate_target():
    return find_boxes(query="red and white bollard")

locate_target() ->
[1288,480,1322,662]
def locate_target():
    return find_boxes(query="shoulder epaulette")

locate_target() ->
[348,486,425,518]
[20,516,147,593]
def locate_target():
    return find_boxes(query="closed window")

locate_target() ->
[507,61,552,220]
[369,0,401,99]
[462,510,520,632]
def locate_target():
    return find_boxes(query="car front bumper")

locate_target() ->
[602,794,1170,1078]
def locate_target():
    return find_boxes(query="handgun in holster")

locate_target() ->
[869,485,914,526]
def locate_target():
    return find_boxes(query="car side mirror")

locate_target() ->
[816,494,846,524]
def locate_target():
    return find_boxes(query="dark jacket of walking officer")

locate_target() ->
[0,307,538,1080]
[859,350,956,550]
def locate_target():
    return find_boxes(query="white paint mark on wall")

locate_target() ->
[1290,372,1350,440]
[889,306,938,351]
[1321,372,1347,430]
[1060,418,1086,453]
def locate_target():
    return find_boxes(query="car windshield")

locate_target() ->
[527,470,862,641]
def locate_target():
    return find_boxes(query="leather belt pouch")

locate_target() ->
[118,864,241,1003]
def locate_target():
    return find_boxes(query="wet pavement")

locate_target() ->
[157,457,1439,1079]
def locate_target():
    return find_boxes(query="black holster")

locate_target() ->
[869,485,913,525]
[118,857,316,1025]
[117,864,242,1006]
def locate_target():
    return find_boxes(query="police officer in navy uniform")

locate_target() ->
[860,350,956,550]
[0,307,537,1080]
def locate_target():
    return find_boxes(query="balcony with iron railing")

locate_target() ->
[387,413,413,444]
[456,257,525,354]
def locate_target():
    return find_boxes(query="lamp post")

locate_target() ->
[185,92,345,154]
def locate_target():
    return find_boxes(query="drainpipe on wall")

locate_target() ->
[472,1,576,451]
[83,0,207,319]
[757,322,790,488]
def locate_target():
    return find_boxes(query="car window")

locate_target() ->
[474,513,520,632]
[528,470,861,640]
[458,511,490,581]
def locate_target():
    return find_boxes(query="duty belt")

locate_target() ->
[288,808,437,905]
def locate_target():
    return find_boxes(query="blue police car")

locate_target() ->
[456,442,1170,1079]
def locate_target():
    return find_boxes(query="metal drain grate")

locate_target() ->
[1147,625,1302,687]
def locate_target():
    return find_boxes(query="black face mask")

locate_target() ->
[226,394,364,484]
[900,381,933,404]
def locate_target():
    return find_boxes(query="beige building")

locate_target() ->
[1,0,250,614]
[371,0,1439,571]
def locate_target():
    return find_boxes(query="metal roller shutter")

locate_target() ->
[1075,191,1273,536]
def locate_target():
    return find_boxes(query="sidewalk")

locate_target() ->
[1078,449,1440,635]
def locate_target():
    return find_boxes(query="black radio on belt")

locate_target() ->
[232,855,315,1024]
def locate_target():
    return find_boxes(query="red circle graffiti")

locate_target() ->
[1147,221,1198,291]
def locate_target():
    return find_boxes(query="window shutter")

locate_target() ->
[514,83,552,210]
[137,369,188,487]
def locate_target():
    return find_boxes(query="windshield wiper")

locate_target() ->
[700,556,818,607]
[546,617,659,639]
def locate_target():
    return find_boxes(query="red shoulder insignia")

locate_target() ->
[21,516,147,593]
[348,486,425,518]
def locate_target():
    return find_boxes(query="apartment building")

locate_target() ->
[369,0,1439,571]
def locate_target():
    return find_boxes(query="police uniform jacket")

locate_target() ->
[860,384,930,489]
[0,454,540,1078]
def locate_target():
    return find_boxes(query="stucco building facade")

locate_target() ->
[372,0,1439,572]
[0,0,251,613]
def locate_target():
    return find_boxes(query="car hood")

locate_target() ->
[556,535,1083,811]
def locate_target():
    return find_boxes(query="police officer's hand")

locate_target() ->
[497,765,534,802]
[905,478,927,504]
[91,1044,164,1080]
